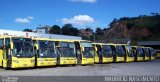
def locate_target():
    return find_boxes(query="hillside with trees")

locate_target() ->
[104,13,160,42]
[23,13,160,43]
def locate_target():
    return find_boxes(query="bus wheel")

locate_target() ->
[124,58,127,63]
[2,61,8,70]
[78,60,81,65]
[3,67,8,70]
[113,57,116,63]
[72,64,76,66]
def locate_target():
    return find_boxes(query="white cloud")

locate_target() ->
[27,16,34,20]
[62,15,95,25]
[69,0,97,3]
[15,18,30,23]
[15,16,34,23]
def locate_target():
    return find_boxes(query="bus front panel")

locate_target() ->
[81,47,94,65]
[11,57,35,68]
[101,45,113,63]
[57,42,77,65]
[124,46,134,62]
[0,37,36,68]
[137,48,144,61]
[143,48,150,61]
[115,46,125,62]
[34,40,58,67]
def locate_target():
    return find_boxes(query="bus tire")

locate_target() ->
[1,61,2,67]
[124,57,127,63]
[72,64,76,66]
[2,61,8,70]
[78,59,81,65]
[113,57,116,63]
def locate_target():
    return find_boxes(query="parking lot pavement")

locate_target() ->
[0,59,160,76]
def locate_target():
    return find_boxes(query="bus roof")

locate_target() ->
[92,43,114,45]
[0,35,30,39]
[53,39,74,42]
[32,38,55,41]
[72,40,91,42]
[132,46,144,48]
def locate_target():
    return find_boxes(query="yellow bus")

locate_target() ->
[148,47,156,61]
[111,44,125,62]
[92,43,113,63]
[156,49,160,58]
[73,40,94,65]
[121,44,134,62]
[32,38,57,67]
[0,36,35,69]
[142,47,151,61]
[54,39,77,65]
[132,46,144,61]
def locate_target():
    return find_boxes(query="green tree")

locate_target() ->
[96,27,104,35]
[49,25,61,34]
[62,24,79,36]
[85,27,93,33]
[23,28,33,32]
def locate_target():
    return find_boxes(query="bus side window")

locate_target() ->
[96,45,102,51]
[0,38,4,49]
[75,42,80,49]
[33,40,37,50]
[5,38,11,59]
[111,45,116,56]
[74,42,81,55]
[96,45,102,56]
[55,41,60,47]
[5,38,10,48]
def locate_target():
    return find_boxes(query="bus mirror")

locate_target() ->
[81,47,84,51]
[10,42,14,49]
[34,44,39,50]
[94,47,98,51]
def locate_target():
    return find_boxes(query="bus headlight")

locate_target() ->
[12,60,19,63]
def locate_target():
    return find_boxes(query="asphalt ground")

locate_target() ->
[0,59,160,76]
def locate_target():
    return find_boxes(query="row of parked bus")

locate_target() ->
[0,36,157,69]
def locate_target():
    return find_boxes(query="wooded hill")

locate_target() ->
[103,14,160,42]
[23,13,160,43]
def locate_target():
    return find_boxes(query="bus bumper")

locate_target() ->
[116,57,124,62]
[11,57,35,68]
[37,58,57,67]
[102,57,113,63]
[151,56,155,60]
[60,57,77,65]
[82,58,94,65]
[137,57,143,61]
[145,57,150,61]
[126,57,134,62]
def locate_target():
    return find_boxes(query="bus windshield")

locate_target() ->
[12,38,34,57]
[39,40,57,58]
[143,48,150,57]
[102,45,113,57]
[150,48,157,57]
[125,46,134,57]
[58,42,76,57]
[137,48,144,57]
[116,46,125,57]
[83,47,94,58]
[80,42,94,58]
